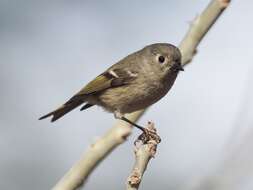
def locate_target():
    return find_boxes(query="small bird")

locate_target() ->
[39,43,183,132]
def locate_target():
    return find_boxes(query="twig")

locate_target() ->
[52,1,231,189]
[126,122,161,190]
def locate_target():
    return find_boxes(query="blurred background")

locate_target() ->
[1,0,253,189]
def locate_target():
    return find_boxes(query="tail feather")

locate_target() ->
[80,103,94,111]
[39,100,83,122]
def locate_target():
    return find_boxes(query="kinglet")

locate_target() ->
[39,43,183,131]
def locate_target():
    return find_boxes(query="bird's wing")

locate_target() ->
[39,68,138,122]
[79,73,113,95]
[67,68,138,103]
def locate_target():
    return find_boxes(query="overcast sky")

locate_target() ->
[1,1,253,190]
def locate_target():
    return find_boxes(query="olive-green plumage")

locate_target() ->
[39,43,183,122]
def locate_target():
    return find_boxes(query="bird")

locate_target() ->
[39,43,183,132]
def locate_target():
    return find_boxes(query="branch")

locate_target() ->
[52,1,231,189]
[126,122,161,190]
[179,0,231,65]
[52,110,144,190]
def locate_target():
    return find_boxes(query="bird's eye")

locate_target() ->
[158,56,165,63]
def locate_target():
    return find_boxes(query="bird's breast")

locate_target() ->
[94,72,178,114]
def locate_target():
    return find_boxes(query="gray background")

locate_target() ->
[1,0,253,189]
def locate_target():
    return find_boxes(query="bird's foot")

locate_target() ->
[119,116,161,144]
[135,121,161,145]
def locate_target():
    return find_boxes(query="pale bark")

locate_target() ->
[52,110,144,190]
[126,122,160,190]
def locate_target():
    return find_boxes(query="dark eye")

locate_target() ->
[158,56,165,63]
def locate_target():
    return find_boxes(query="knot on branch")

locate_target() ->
[127,168,141,186]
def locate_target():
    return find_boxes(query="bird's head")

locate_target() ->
[143,43,183,74]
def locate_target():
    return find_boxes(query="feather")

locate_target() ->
[80,103,94,111]
[39,100,83,122]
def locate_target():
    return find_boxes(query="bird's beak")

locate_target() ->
[175,62,184,71]
[178,64,184,71]
[171,62,184,72]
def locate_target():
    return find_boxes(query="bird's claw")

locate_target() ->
[135,128,161,145]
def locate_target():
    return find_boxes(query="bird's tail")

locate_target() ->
[39,100,84,122]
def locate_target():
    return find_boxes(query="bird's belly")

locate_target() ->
[120,83,171,113]
[95,75,177,113]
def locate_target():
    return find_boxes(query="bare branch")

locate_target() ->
[52,1,231,189]
[126,122,161,190]
[179,0,231,65]
[52,110,144,190]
